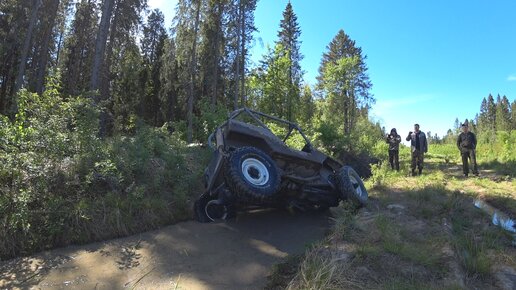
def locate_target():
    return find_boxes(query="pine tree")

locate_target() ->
[495,95,511,131]
[159,38,179,123]
[60,0,98,97]
[0,0,41,113]
[469,119,477,134]
[478,97,488,133]
[255,44,291,118]
[298,84,315,127]
[140,9,167,126]
[453,117,460,134]
[511,100,516,130]
[173,0,202,143]
[226,0,257,109]
[319,55,361,134]
[90,0,115,98]
[112,41,144,133]
[486,94,496,131]
[30,0,62,95]
[101,0,146,99]
[317,30,373,134]
[199,0,227,108]
[277,1,302,121]
[14,0,42,95]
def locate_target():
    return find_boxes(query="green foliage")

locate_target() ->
[193,100,229,143]
[429,129,515,168]
[479,130,516,162]
[112,42,144,133]
[0,83,200,259]
[266,121,307,151]
[250,44,299,121]
[313,112,384,158]
[319,56,360,135]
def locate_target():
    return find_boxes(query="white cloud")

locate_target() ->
[508,75,516,82]
[372,94,435,115]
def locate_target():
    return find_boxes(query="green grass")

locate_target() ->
[275,153,516,289]
[383,279,438,290]
[375,216,442,269]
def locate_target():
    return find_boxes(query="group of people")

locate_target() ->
[385,123,478,177]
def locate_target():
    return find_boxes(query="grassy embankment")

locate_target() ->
[268,145,516,290]
[0,88,213,260]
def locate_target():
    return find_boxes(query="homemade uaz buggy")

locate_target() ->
[194,108,367,222]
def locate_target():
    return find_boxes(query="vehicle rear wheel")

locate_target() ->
[337,166,368,206]
[194,193,231,222]
[225,146,281,201]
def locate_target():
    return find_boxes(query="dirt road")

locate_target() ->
[0,209,331,290]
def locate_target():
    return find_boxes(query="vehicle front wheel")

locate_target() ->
[337,166,368,206]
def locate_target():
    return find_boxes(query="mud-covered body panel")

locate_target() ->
[224,120,340,174]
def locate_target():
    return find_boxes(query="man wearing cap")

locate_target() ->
[406,124,428,176]
[456,123,478,177]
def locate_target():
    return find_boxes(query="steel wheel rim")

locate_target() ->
[241,158,269,186]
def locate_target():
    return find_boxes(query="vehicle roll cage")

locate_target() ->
[208,108,313,150]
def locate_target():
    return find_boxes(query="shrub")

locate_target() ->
[0,85,199,259]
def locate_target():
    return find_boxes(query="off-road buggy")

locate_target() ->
[194,108,368,222]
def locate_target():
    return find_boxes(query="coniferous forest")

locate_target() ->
[0,0,382,259]
[0,0,514,261]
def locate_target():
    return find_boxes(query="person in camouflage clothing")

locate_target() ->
[385,128,401,171]
[406,124,428,176]
[456,123,478,177]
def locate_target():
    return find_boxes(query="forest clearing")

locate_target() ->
[1,149,515,289]
[1,0,515,289]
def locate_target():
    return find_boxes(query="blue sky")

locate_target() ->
[150,0,516,139]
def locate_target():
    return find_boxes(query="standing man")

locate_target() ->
[456,123,478,177]
[386,128,401,171]
[406,124,428,176]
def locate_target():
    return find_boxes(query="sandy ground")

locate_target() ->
[0,209,331,290]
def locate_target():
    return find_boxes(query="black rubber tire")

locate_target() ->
[225,146,281,201]
[337,166,368,206]
[194,193,233,223]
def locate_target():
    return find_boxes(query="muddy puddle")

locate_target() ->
[0,209,331,290]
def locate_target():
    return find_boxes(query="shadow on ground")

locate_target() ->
[0,208,331,290]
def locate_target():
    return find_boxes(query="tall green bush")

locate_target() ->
[0,83,199,259]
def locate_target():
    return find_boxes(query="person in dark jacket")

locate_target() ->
[457,123,478,177]
[406,123,428,176]
[386,128,401,171]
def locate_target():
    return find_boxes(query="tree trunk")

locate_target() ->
[210,1,223,109]
[100,1,119,101]
[350,91,356,133]
[0,21,18,113]
[14,0,42,94]
[343,92,349,135]
[35,0,60,95]
[91,0,115,100]
[187,0,202,143]
[55,22,65,66]
[233,0,241,110]
[239,0,246,107]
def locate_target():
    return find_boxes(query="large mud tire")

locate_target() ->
[337,166,368,206]
[225,147,281,201]
[194,193,232,223]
